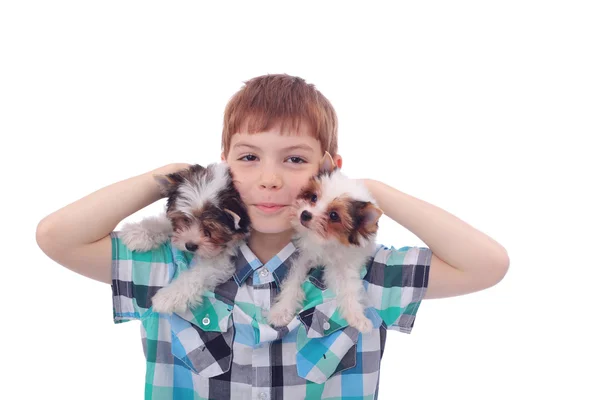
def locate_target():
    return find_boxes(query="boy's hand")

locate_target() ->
[36,162,193,284]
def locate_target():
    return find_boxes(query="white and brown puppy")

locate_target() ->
[268,153,383,332]
[121,162,250,313]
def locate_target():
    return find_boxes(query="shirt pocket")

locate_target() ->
[295,299,361,384]
[169,296,234,377]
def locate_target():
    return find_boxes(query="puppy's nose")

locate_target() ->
[301,211,312,222]
[185,242,199,252]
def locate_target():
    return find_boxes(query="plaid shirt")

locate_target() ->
[110,231,432,400]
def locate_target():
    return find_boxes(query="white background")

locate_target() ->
[2,1,599,399]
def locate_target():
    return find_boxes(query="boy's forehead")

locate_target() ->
[230,130,321,153]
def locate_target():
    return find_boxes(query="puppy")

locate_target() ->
[268,153,383,332]
[120,162,250,313]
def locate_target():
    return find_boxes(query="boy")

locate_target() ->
[36,74,509,399]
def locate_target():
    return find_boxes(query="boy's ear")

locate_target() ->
[220,151,226,161]
[319,151,337,174]
[334,154,343,169]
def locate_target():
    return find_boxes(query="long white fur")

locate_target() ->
[121,214,173,252]
[150,244,240,314]
[268,165,379,333]
[176,162,231,218]
[120,162,243,314]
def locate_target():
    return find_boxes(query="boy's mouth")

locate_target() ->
[254,203,287,214]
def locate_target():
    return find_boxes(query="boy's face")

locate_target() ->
[223,122,342,235]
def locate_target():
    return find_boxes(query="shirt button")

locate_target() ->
[323,321,330,330]
[258,392,268,400]
[260,268,269,277]
[202,315,210,326]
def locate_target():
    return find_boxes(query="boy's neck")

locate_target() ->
[248,229,294,264]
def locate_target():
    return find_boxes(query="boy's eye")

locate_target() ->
[329,211,340,222]
[287,156,307,164]
[239,154,258,162]
[310,194,318,203]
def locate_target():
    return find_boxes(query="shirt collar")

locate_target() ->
[232,241,299,287]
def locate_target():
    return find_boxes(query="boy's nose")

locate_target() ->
[301,211,312,222]
[258,168,283,190]
[259,177,282,189]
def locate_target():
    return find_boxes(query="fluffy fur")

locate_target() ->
[120,162,250,314]
[268,153,383,332]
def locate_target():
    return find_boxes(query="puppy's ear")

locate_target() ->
[223,200,250,233]
[154,164,203,196]
[224,209,241,231]
[153,174,178,197]
[318,151,336,174]
[358,202,383,233]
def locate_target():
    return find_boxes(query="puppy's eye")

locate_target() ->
[329,211,340,222]
[311,194,318,203]
[203,229,211,238]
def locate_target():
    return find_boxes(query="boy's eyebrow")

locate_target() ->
[232,143,315,153]
[281,144,315,153]
[232,143,260,151]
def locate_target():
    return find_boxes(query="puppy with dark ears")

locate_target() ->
[120,162,250,314]
[268,152,383,332]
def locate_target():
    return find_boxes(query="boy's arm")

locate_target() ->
[35,163,191,284]
[363,179,510,299]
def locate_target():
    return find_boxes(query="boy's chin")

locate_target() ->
[249,217,293,235]
[251,225,294,235]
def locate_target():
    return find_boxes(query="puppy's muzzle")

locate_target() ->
[300,211,312,227]
[185,242,199,252]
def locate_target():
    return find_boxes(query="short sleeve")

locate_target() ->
[364,244,432,333]
[110,231,174,323]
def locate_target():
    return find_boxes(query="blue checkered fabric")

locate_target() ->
[111,231,432,399]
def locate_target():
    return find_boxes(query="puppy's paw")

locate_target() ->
[186,292,205,311]
[121,223,161,252]
[268,304,296,327]
[121,216,172,251]
[151,288,188,314]
[346,313,373,333]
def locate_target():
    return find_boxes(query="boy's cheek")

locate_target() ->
[232,179,242,193]
[230,171,247,192]
[236,188,252,206]
[291,175,316,197]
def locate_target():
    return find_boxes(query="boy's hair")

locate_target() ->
[221,74,338,157]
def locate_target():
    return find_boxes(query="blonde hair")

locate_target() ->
[221,74,338,157]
